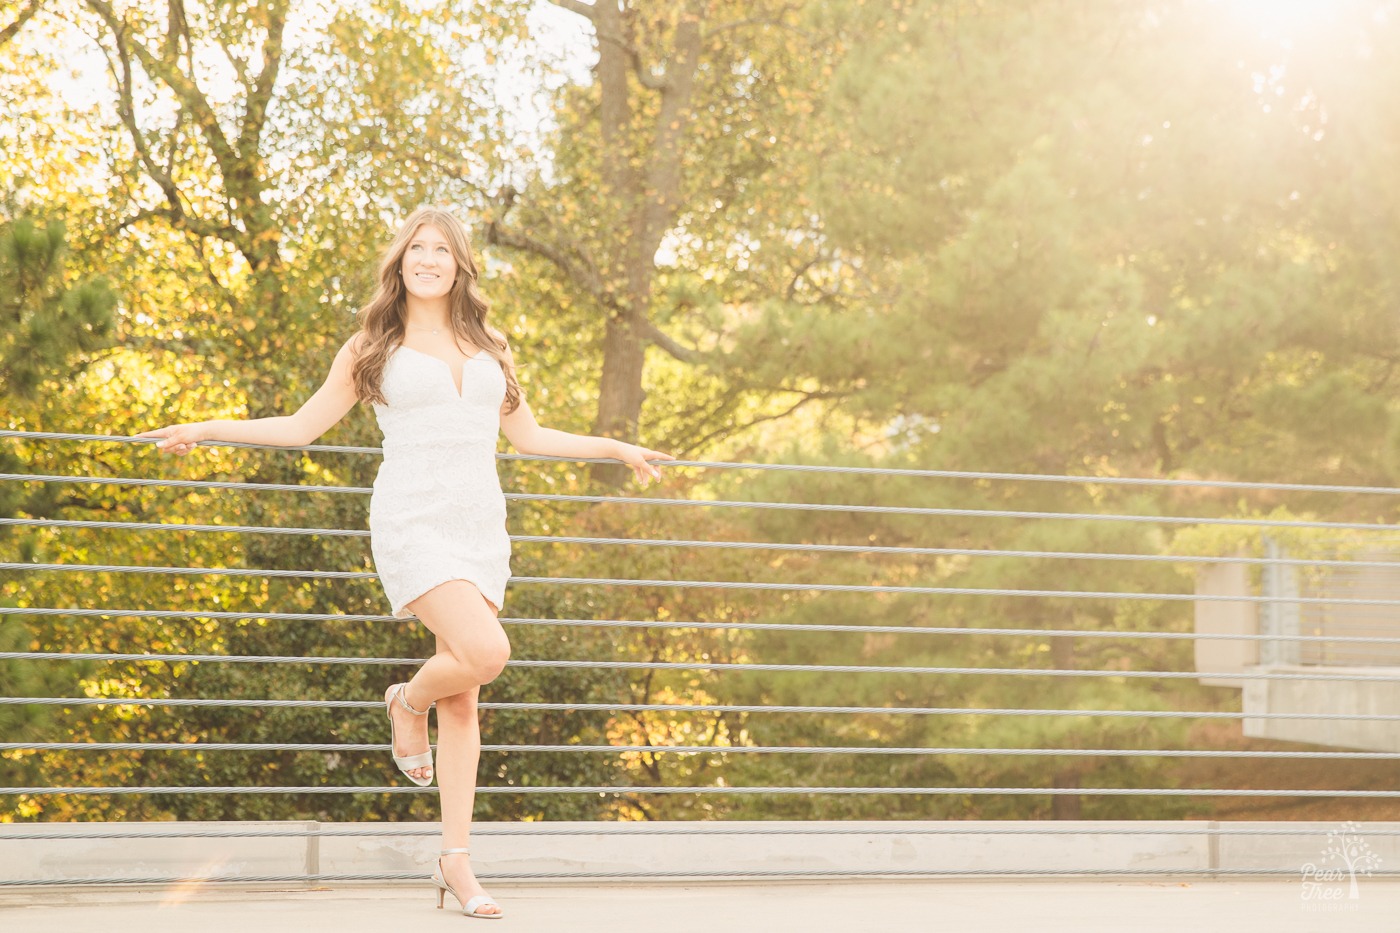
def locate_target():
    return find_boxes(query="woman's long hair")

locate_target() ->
[350,207,521,411]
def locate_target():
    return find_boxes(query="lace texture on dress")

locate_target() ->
[369,346,511,617]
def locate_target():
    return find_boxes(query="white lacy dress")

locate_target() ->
[369,344,511,618]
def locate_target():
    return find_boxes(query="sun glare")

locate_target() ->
[1221,0,1339,39]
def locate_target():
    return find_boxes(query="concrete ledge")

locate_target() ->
[1244,664,1400,751]
[6,820,1399,885]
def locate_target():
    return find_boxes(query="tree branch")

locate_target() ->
[785,255,825,301]
[162,0,186,58]
[0,0,43,48]
[638,318,699,363]
[592,24,668,90]
[86,0,240,181]
[637,11,703,251]
[484,218,612,304]
[238,0,290,161]
[633,64,669,91]
[681,389,845,455]
[703,4,812,43]
[114,205,239,244]
[548,0,596,21]
[95,23,189,227]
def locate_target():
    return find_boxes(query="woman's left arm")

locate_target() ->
[497,345,673,485]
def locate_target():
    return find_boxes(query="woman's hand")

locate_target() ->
[134,422,211,457]
[615,441,674,487]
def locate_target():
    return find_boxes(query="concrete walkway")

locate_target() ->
[4,879,1400,933]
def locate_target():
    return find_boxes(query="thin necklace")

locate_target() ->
[406,322,447,336]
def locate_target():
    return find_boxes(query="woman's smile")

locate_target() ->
[402,224,457,298]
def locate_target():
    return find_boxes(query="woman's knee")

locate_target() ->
[444,633,510,686]
[473,634,511,684]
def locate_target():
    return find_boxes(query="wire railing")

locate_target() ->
[4,428,1400,883]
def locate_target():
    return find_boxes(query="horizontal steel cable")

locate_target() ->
[0,870,940,886]
[9,431,1395,852]
[5,471,1398,530]
[9,428,1400,495]
[6,649,1400,682]
[20,865,1400,886]
[5,740,1400,760]
[4,607,1395,646]
[7,605,1399,646]
[0,741,931,754]
[2,561,374,580]
[5,785,1397,797]
[13,562,1400,608]
[8,516,1399,572]
[6,824,1396,841]
[0,515,372,537]
[0,651,952,675]
[5,695,1398,722]
[11,866,1381,885]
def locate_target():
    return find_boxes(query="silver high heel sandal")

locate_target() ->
[433,848,503,919]
[384,682,434,786]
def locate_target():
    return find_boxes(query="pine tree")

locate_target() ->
[0,216,114,777]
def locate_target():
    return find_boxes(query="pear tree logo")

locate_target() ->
[1300,822,1382,910]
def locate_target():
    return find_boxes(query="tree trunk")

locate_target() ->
[587,1,646,483]
[1051,770,1082,820]
[592,308,647,484]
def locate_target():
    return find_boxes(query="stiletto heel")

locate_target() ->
[384,682,434,786]
[432,848,503,919]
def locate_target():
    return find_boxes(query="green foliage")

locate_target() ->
[4,0,1400,827]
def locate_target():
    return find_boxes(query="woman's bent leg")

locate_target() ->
[405,579,510,702]
[387,580,510,783]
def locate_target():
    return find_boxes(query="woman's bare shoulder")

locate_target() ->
[486,326,514,359]
[343,331,371,357]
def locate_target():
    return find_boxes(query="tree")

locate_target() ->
[466,1,856,482]
[0,214,114,790]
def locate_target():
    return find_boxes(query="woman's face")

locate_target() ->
[400,223,458,301]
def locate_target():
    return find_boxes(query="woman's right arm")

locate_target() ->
[135,335,365,456]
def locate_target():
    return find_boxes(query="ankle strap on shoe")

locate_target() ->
[440,847,471,856]
[393,683,430,716]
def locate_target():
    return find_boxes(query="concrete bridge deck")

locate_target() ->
[5,820,1400,931]
[5,878,1399,932]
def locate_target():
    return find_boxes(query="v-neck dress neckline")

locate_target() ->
[394,343,489,399]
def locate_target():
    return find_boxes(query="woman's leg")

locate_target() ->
[436,684,500,914]
[387,580,510,783]
[385,579,506,914]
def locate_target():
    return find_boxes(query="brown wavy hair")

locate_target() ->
[350,206,521,411]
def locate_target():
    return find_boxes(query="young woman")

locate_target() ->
[138,206,672,919]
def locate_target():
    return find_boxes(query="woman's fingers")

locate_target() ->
[626,447,671,484]
[643,449,669,480]
[137,425,201,455]
[618,445,673,485]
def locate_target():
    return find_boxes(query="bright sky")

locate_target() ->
[1221,0,1354,39]
[41,0,594,154]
